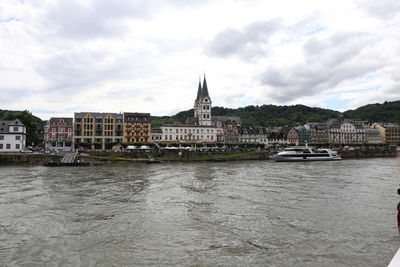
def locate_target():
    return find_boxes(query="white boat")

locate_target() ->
[272,146,341,162]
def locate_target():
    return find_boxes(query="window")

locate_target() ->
[13,127,18,131]
[16,144,20,149]
[0,136,3,140]
[6,144,11,149]
[15,136,21,140]
[0,144,2,149]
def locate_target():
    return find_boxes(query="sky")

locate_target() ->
[1,0,399,120]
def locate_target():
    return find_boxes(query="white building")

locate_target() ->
[158,76,224,143]
[0,119,26,152]
[161,125,224,143]
[327,118,366,143]
[239,126,269,144]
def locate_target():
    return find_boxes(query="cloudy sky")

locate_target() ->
[1,0,399,119]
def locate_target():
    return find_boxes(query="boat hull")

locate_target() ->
[275,156,341,162]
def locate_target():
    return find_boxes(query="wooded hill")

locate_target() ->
[152,100,400,127]
[343,100,400,123]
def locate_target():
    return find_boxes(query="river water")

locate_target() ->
[1,158,400,266]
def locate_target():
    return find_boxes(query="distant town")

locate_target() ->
[1,76,399,153]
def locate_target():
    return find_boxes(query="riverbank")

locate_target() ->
[0,148,398,165]
[0,154,62,165]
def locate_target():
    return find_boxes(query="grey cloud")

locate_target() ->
[143,96,155,102]
[36,49,154,95]
[39,0,153,39]
[205,19,282,60]
[0,88,35,104]
[360,0,400,20]
[260,32,384,102]
[35,0,214,40]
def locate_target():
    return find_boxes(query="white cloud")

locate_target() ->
[0,0,399,120]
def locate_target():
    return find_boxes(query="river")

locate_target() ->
[1,158,400,266]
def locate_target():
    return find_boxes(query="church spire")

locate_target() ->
[202,74,210,99]
[196,77,202,103]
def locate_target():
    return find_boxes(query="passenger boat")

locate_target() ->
[272,146,341,162]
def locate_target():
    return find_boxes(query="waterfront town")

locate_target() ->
[0,76,399,154]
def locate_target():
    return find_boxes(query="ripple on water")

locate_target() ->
[0,159,399,266]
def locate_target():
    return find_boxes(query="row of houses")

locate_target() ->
[40,114,400,152]
[2,116,399,153]
[2,76,400,152]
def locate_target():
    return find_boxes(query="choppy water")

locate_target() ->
[1,158,400,266]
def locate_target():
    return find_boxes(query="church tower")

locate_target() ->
[194,75,212,126]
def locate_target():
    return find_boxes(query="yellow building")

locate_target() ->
[123,113,151,143]
[74,112,123,150]
[370,123,400,144]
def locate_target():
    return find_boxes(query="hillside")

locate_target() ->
[343,100,400,123]
[152,104,341,126]
[152,101,400,127]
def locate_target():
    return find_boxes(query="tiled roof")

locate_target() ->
[0,119,25,133]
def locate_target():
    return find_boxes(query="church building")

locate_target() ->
[159,76,224,143]
[194,76,212,126]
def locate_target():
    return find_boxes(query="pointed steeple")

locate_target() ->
[196,77,202,103]
[202,74,210,99]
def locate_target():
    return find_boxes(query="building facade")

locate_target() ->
[74,112,123,150]
[305,123,329,143]
[282,126,299,144]
[327,118,366,144]
[239,126,269,144]
[123,113,151,143]
[266,132,287,145]
[0,119,26,152]
[365,126,384,143]
[212,116,241,143]
[151,126,162,142]
[296,126,312,144]
[370,123,400,144]
[161,125,224,143]
[44,117,73,151]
